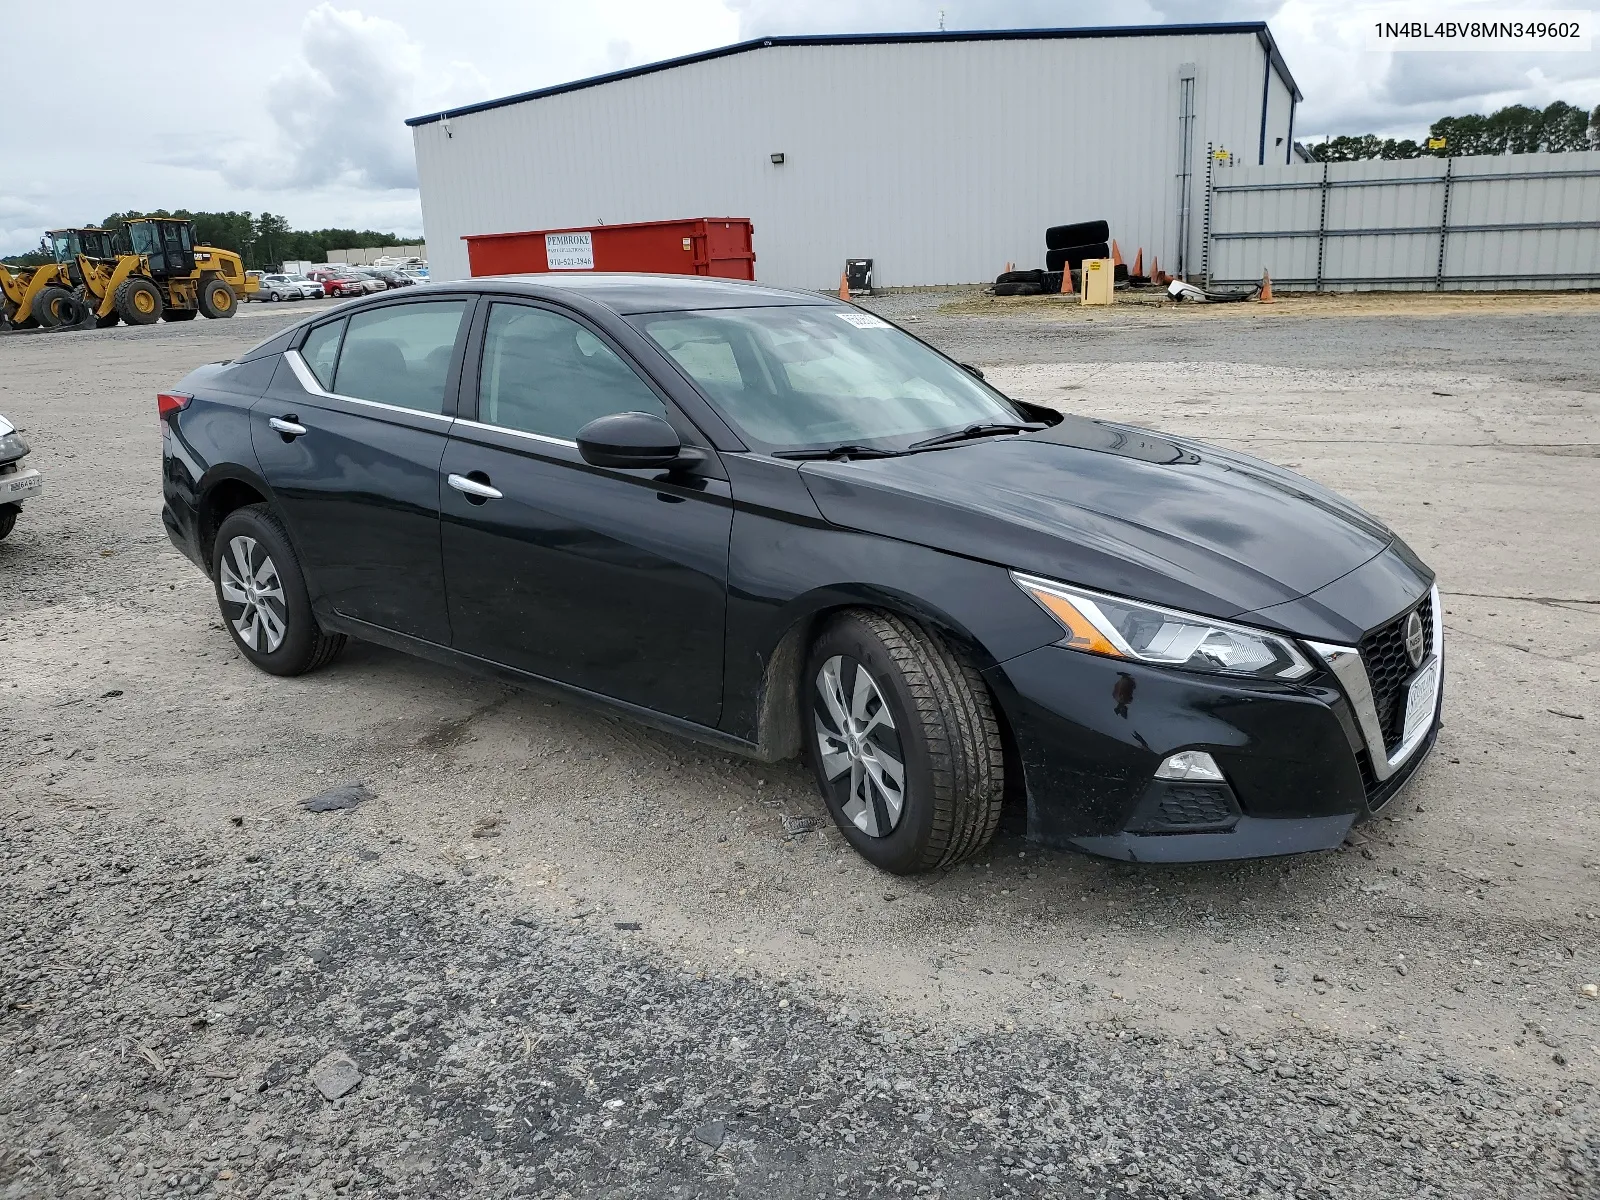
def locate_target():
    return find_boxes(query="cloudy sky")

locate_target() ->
[2,0,1595,255]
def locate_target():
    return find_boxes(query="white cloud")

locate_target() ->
[244,4,423,192]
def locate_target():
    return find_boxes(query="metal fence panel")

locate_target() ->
[1204,151,1600,290]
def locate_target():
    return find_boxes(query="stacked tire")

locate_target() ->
[993,268,1044,297]
[1044,219,1112,276]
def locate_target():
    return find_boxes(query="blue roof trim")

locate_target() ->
[1254,24,1304,104]
[406,22,1301,127]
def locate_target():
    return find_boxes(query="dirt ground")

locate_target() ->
[1,294,1596,1199]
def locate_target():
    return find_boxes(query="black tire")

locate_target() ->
[198,277,237,319]
[1041,270,1064,294]
[1114,264,1130,283]
[1045,220,1110,250]
[1045,243,1111,272]
[993,282,1043,297]
[114,278,163,325]
[805,610,1004,875]
[163,309,198,322]
[995,269,1044,285]
[31,285,73,328]
[0,504,17,540]
[72,285,119,327]
[212,504,346,677]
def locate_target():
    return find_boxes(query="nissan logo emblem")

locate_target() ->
[1404,610,1426,668]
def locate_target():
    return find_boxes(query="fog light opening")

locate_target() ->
[1155,750,1224,782]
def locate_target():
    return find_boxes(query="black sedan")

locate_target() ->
[159,275,1442,872]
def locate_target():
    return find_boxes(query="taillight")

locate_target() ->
[158,392,192,419]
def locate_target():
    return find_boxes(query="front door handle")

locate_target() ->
[268,416,307,438]
[448,472,503,502]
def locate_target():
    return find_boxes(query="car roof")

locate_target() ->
[455,272,835,315]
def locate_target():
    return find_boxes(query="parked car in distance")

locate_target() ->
[370,269,414,288]
[350,270,388,292]
[0,412,42,540]
[319,273,373,298]
[252,274,324,302]
[159,275,1443,874]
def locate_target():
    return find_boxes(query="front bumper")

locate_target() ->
[985,590,1442,864]
[1,465,42,506]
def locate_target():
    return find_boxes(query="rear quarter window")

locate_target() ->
[300,319,346,390]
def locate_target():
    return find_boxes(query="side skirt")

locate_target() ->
[319,612,779,762]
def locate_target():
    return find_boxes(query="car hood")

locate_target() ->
[797,416,1394,620]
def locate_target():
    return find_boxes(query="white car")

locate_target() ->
[0,413,42,540]
[254,274,325,302]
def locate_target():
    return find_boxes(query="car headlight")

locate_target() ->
[0,430,28,461]
[1011,571,1313,680]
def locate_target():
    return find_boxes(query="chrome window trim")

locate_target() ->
[452,417,578,450]
[1306,584,1442,782]
[283,349,454,424]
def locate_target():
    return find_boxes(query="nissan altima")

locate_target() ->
[159,275,1442,873]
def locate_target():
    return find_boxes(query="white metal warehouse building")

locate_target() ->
[408,23,1302,288]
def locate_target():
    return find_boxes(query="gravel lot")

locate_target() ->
[2,293,1597,1199]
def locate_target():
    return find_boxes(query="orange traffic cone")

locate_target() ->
[1111,240,1124,267]
[1149,255,1161,284]
[1061,261,1075,295]
[1259,269,1275,303]
[1132,248,1144,277]
[1005,261,1014,273]
[839,271,850,301]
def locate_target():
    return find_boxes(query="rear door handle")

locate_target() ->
[448,473,503,501]
[268,416,307,437]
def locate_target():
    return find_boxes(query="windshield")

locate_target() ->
[632,305,1021,453]
[51,233,79,262]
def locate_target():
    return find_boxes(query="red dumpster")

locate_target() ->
[463,217,756,280]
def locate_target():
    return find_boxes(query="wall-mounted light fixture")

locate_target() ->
[441,116,453,139]
[770,152,785,164]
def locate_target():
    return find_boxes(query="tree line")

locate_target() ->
[1310,100,1600,161]
[2,210,417,269]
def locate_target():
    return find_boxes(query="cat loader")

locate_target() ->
[0,260,80,329]
[46,228,122,327]
[76,217,256,326]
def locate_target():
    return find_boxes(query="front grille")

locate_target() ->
[1359,599,1434,752]
[1156,785,1236,827]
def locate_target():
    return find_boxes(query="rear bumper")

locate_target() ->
[985,629,1441,863]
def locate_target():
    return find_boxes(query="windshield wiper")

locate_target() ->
[906,422,1047,451]
[772,444,903,461]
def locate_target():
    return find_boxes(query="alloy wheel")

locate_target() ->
[813,655,907,837]
[219,535,288,653]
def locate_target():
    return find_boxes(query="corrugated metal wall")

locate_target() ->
[413,33,1293,286]
[1205,152,1600,290]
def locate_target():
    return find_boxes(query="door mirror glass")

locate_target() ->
[576,411,683,469]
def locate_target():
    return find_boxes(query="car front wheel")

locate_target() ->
[212,504,346,676]
[806,610,1005,874]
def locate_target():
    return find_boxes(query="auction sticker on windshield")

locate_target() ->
[545,232,595,270]
[836,312,890,329]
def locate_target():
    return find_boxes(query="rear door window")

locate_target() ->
[332,301,468,414]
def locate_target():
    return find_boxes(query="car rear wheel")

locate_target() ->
[806,610,1004,874]
[212,505,346,676]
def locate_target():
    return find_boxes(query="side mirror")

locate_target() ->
[961,363,985,380]
[576,411,689,470]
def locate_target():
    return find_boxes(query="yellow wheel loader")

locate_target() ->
[77,217,257,327]
[48,228,122,327]
[0,260,76,329]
